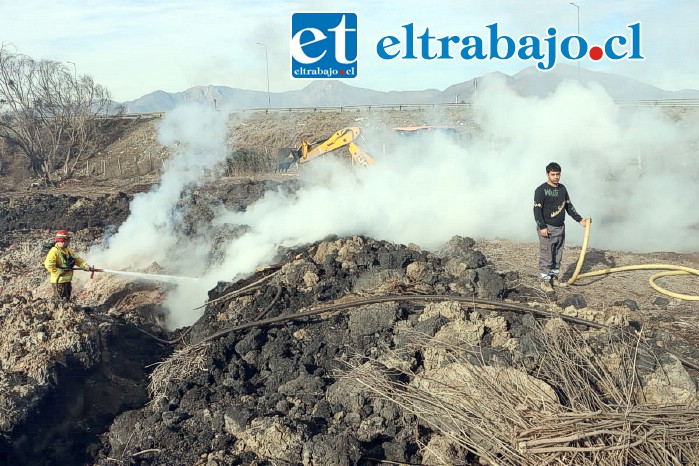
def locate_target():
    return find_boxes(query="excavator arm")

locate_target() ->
[277,127,375,170]
[346,141,375,168]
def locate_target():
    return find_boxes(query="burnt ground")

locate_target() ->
[0,111,698,465]
[474,237,699,380]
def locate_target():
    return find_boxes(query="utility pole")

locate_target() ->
[569,2,581,81]
[256,42,271,108]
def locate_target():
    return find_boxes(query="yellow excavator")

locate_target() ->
[277,127,376,171]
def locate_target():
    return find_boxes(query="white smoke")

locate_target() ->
[88,104,231,316]
[88,78,699,329]
[90,104,230,269]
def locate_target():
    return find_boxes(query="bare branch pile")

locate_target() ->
[148,344,208,406]
[345,321,699,465]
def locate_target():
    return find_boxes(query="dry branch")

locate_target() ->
[148,344,208,406]
[343,323,699,466]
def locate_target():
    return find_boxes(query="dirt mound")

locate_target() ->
[86,235,698,466]
[1,110,698,465]
[0,295,171,465]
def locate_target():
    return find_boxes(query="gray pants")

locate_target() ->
[538,224,565,278]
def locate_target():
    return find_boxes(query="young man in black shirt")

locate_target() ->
[533,162,589,292]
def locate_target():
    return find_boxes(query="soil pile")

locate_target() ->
[87,233,698,466]
[1,110,698,465]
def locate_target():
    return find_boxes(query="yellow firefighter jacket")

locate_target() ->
[44,245,89,284]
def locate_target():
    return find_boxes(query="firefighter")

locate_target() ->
[44,230,93,301]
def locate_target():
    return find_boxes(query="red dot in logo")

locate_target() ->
[589,46,604,61]
[340,69,346,75]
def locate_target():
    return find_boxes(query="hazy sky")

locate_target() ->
[2,0,697,102]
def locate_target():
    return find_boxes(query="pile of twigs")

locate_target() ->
[345,321,699,465]
[148,344,208,406]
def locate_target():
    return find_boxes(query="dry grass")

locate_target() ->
[226,108,476,172]
[344,322,699,466]
[147,344,208,406]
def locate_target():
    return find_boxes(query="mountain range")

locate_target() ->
[121,64,699,113]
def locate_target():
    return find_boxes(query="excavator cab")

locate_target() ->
[276,147,300,172]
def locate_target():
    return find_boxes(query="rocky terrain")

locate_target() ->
[1,109,698,465]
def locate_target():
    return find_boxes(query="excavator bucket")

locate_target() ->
[276,147,299,172]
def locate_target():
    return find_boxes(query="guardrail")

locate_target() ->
[613,99,699,107]
[97,112,165,120]
[114,99,699,119]
[234,103,472,114]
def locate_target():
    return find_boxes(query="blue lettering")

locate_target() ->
[438,36,460,59]
[605,35,627,59]
[537,27,557,70]
[372,21,645,68]
[518,36,544,60]
[629,23,644,59]
[487,23,515,59]
[417,28,437,59]
[377,36,400,59]
[561,35,587,60]
[460,36,486,59]
[403,23,417,59]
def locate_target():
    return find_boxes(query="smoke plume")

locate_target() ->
[90,79,699,329]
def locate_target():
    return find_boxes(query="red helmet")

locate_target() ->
[55,230,70,242]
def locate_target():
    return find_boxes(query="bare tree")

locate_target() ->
[0,44,122,183]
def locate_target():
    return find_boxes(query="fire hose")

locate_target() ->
[58,267,103,279]
[563,220,699,300]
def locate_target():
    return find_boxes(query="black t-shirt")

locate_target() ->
[533,182,582,229]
